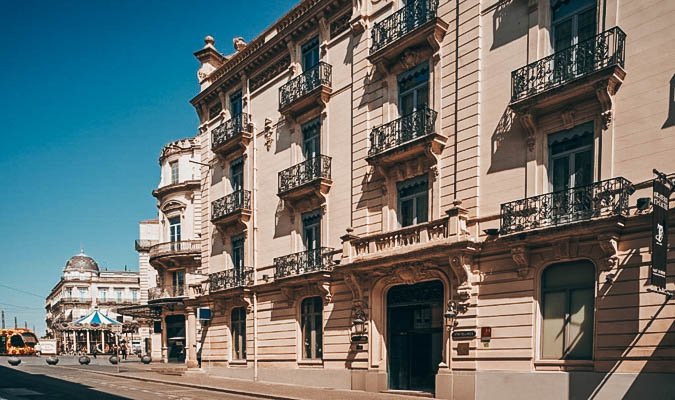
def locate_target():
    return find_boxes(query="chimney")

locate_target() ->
[194,35,225,90]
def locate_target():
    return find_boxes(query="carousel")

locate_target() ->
[58,308,121,355]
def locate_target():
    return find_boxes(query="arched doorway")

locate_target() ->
[387,280,444,392]
[165,314,186,363]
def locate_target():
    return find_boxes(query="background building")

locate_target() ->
[135,0,675,398]
[45,251,143,354]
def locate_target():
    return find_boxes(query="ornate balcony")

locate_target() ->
[366,106,445,169]
[148,286,187,303]
[60,297,92,305]
[209,267,253,293]
[274,247,336,280]
[369,0,447,73]
[148,240,201,270]
[500,177,634,235]
[211,113,253,158]
[510,27,626,116]
[152,180,200,200]
[278,155,332,211]
[211,190,252,232]
[279,62,332,119]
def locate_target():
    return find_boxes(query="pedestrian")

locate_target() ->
[121,342,127,360]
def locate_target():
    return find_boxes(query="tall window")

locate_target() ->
[231,236,245,282]
[552,0,596,52]
[398,63,429,116]
[397,176,429,227]
[131,289,139,302]
[302,119,321,160]
[78,288,87,301]
[301,297,323,360]
[172,271,185,297]
[230,91,243,117]
[231,307,247,360]
[301,37,320,71]
[170,161,179,185]
[169,216,181,242]
[541,260,595,360]
[231,158,244,193]
[98,288,108,301]
[549,122,594,192]
[114,288,123,302]
[302,210,322,267]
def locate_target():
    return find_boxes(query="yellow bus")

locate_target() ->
[0,328,39,356]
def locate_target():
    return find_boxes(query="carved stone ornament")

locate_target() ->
[519,112,536,152]
[233,37,247,52]
[383,263,436,286]
[552,237,579,260]
[449,254,474,288]
[264,118,274,151]
[399,49,419,71]
[280,281,332,306]
[561,107,576,129]
[510,245,531,279]
[344,272,367,310]
[228,294,253,314]
[597,234,619,269]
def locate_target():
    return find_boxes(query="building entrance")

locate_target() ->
[165,314,186,363]
[387,280,443,393]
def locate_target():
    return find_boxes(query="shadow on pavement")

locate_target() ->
[0,365,130,399]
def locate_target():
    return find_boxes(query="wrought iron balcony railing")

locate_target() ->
[511,27,626,103]
[212,190,251,221]
[371,0,439,54]
[369,107,437,157]
[148,286,187,300]
[500,177,634,235]
[274,247,336,279]
[209,267,253,292]
[278,155,332,194]
[211,113,252,150]
[279,62,332,110]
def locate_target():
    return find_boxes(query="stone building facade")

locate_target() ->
[138,0,675,398]
[45,252,143,354]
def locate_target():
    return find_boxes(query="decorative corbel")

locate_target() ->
[595,80,619,130]
[510,245,530,278]
[520,112,536,152]
[344,272,366,309]
[264,118,274,151]
[552,237,578,260]
[318,17,329,57]
[449,253,475,299]
[317,281,332,305]
[597,234,619,270]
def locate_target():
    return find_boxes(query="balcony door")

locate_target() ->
[302,119,321,179]
[302,210,321,269]
[169,216,181,251]
[552,0,597,81]
[301,37,320,71]
[231,236,245,282]
[230,91,243,117]
[231,158,244,193]
[548,122,594,223]
[398,176,429,227]
[171,270,185,297]
[398,63,429,116]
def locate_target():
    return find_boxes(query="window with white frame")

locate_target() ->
[131,289,139,302]
[398,63,429,116]
[170,161,179,185]
[231,307,247,360]
[99,288,108,301]
[541,260,595,360]
[397,175,429,227]
[114,288,124,302]
[301,297,323,360]
[169,216,181,243]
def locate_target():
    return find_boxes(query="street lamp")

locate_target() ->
[444,300,467,330]
[350,309,367,344]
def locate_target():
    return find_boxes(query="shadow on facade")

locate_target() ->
[273,202,293,239]
[275,118,292,154]
[487,107,526,174]
[211,162,224,186]
[0,365,130,399]
[490,0,529,50]
[662,74,675,129]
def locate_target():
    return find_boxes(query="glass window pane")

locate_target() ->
[567,288,594,359]
[543,261,595,290]
[552,156,570,191]
[553,19,573,51]
[415,193,428,224]
[542,291,566,359]
[577,8,597,42]
[416,86,429,110]
[572,149,593,188]
[400,93,414,116]
[400,199,414,227]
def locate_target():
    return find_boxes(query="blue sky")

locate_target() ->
[0,0,297,335]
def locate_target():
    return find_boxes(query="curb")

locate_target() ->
[59,365,304,400]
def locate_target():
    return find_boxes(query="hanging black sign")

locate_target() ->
[651,172,670,290]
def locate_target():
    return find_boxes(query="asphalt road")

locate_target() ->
[0,363,262,400]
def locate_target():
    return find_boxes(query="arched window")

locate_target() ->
[301,297,323,360]
[541,260,595,360]
[231,307,247,360]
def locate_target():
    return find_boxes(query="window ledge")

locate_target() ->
[297,359,323,368]
[229,359,248,367]
[534,359,594,371]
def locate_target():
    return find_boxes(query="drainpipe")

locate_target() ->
[453,0,460,200]
[248,77,259,382]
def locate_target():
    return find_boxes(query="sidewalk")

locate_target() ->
[68,363,436,400]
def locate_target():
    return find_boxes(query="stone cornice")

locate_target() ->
[152,180,200,200]
[190,0,350,108]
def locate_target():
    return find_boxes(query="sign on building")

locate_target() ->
[651,170,671,290]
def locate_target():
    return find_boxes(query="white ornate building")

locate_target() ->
[45,251,144,354]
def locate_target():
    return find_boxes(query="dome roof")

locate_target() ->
[64,252,99,272]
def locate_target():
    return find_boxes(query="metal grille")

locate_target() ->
[211,113,252,150]
[511,27,626,102]
[274,247,336,279]
[279,62,332,110]
[369,106,437,157]
[500,177,634,235]
[370,0,439,54]
[212,190,251,220]
[209,267,253,292]
[278,155,331,194]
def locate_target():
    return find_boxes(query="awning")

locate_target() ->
[73,309,121,326]
[116,304,163,319]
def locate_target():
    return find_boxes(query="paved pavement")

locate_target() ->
[1,356,434,400]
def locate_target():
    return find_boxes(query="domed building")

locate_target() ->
[45,251,146,355]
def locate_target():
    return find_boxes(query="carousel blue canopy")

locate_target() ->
[73,309,121,326]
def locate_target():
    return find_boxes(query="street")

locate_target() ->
[0,357,261,400]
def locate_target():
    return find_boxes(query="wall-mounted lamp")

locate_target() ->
[444,300,468,330]
[350,309,368,345]
[262,274,270,283]
[636,197,652,212]
[483,228,500,237]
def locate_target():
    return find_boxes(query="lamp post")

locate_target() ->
[444,300,467,330]
[350,308,368,347]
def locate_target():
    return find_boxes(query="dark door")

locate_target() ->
[165,315,186,363]
[387,280,443,393]
[301,37,320,71]
[230,91,243,117]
